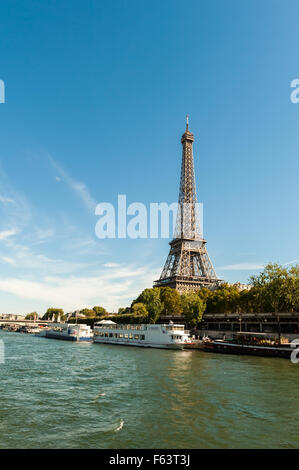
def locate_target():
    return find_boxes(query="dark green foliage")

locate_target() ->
[159,287,182,316]
[201,263,299,314]
[44,263,299,328]
[25,312,38,320]
[92,306,107,316]
[202,283,240,314]
[181,292,206,327]
[42,308,66,321]
[131,302,148,317]
[249,263,299,313]
[80,308,96,318]
[118,307,130,314]
[132,288,163,323]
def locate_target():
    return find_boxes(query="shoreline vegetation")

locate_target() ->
[25,263,299,329]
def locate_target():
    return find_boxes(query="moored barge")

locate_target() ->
[93,320,193,349]
[39,323,93,342]
[200,332,295,359]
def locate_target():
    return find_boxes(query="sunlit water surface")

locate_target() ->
[0,330,298,448]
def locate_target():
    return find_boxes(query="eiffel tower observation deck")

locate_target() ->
[154,117,221,293]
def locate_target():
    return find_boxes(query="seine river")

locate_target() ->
[0,330,298,449]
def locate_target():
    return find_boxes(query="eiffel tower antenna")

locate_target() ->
[154,117,220,293]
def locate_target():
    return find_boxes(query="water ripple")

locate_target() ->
[0,331,298,448]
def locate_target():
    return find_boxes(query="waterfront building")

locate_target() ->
[200,312,299,341]
[228,282,252,291]
[0,314,25,321]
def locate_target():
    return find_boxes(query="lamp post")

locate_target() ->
[277,312,281,344]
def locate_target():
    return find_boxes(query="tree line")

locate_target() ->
[26,306,108,322]
[25,263,299,327]
[201,263,299,315]
[113,264,299,326]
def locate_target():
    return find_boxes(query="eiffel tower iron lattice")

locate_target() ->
[154,117,221,293]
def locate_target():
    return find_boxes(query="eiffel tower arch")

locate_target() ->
[154,117,221,293]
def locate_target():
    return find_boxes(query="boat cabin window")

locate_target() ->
[234,332,278,346]
[165,325,183,331]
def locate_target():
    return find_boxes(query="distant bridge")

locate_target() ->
[0,319,52,325]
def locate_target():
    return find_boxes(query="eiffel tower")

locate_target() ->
[154,117,220,293]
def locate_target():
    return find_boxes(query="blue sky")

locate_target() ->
[0,0,299,314]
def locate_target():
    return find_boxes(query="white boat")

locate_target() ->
[93,320,192,349]
[39,323,93,342]
[25,326,42,334]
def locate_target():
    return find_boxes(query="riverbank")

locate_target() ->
[200,329,299,342]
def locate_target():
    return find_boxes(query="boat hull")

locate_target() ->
[201,341,292,359]
[93,339,185,350]
[44,332,93,342]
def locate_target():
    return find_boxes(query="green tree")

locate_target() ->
[197,287,213,305]
[160,287,182,316]
[25,312,38,320]
[92,306,107,317]
[131,302,148,317]
[238,288,257,313]
[250,263,299,313]
[181,292,206,327]
[42,308,65,321]
[204,283,240,313]
[287,266,299,312]
[80,308,96,318]
[118,307,130,315]
[132,288,163,323]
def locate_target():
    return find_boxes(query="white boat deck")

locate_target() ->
[93,321,191,349]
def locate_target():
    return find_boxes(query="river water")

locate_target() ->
[0,330,298,449]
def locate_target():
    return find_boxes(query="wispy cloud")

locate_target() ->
[283,258,299,266]
[31,227,56,244]
[216,262,264,271]
[0,157,160,314]
[0,196,15,204]
[0,165,31,231]
[1,256,15,265]
[0,264,160,313]
[49,156,97,212]
[0,228,17,241]
[2,237,91,274]
[0,161,106,275]
[104,262,121,268]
